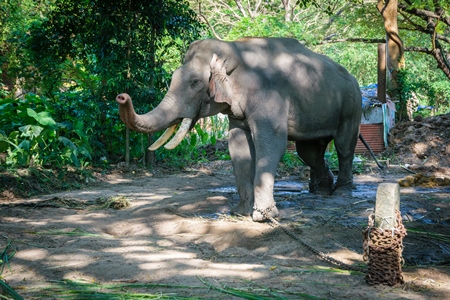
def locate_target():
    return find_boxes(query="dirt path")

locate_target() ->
[1,163,450,299]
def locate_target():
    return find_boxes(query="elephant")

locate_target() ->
[116,37,362,222]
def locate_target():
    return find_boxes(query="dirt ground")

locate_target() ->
[1,114,450,299]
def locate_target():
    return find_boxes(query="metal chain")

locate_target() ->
[333,180,353,189]
[362,210,406,285]
[253,203,276,216]
[256,207,367,273]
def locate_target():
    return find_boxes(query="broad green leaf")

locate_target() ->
[58,136,76,149]
[77,146,92,159]
[27,108,56,127]
[17,140,30,153]
[190,134,197,148]
[0,98,14,106]
[201,132,208,144]
[210,135,217,146]
[70,152,80,167]
[19,125,43,139]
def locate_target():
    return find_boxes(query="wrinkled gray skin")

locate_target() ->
[116,38,362,222]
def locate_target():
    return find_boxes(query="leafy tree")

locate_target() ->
[192,0,449,119]
[398,0,450,80]
[0,0,52,97]
[1,0,203,168]
[25,0,201,99]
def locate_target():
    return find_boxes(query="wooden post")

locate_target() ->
[374,183,400,228]
[125,127,130,167]
[377,43,387,104]
[146,134,155,165]
[141,134,145,167]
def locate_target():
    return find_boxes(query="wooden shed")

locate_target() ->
[355,85,395,155]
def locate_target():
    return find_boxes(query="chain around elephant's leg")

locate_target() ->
[333,179,354,196]
[252,203,279,222]
[252,179,280,222]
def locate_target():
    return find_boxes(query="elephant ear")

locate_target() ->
[209,53,233,106]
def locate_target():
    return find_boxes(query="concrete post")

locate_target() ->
[374,183,400,228]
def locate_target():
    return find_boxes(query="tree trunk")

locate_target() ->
[281,0,294,22]
[377,0,407,120]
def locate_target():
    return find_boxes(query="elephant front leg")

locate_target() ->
[251,134,286,222]
[228,123,285,221]
[228,126,256,216]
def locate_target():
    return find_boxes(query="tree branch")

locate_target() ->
[404,46,432,53]
[234,0,247,18]
[398,2,450,27]
[400,9,450,44]
[320,37,386,44]
[217,1,242,20]
[197,1,223,40]
[248,0,263,19]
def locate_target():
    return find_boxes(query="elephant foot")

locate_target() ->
[252,204,279,222]
[333,181,354,196]
[309,168,334,195]
[231,202,253,216]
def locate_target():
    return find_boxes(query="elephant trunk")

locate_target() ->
[116,93,192,150]
[117,93,168,133]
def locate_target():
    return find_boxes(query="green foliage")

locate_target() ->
[281,151,305,169]
[0,238,23,300]
[0,94,92,167]
[226,15,317,44]
[1,0,203,168]
[21,0,202,100]
[430,81,450,114]
[396,69,413,120]
[153,115,230,168]
[317,43,378,86]
[397,66,450,120]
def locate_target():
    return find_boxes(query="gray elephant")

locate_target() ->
[116,37,362,222]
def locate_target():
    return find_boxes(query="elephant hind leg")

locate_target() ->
[333,123,359,195]
[296,139,334,195]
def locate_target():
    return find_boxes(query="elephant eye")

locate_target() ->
[190,79,202,90]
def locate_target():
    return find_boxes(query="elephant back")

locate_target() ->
[184,39,241,75]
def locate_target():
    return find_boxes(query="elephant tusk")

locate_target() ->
[148,125,177,151]
[164,118,193,150]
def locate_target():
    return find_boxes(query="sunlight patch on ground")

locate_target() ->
[14,248,48,261]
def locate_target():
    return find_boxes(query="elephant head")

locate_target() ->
[116,40,238,150]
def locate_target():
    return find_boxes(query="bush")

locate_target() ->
[0,94,92,168]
